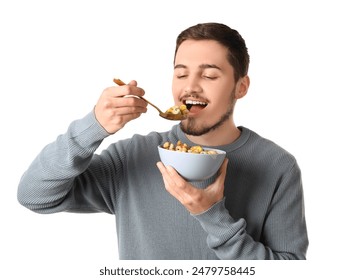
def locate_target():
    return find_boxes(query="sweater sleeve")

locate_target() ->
[192,162,308,260]
[17,111,118,214]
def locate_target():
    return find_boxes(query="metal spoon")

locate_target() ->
[113,78,188,121]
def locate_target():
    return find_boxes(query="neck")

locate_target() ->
[184,120,241,147]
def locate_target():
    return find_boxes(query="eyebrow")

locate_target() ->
[174,64,222,70]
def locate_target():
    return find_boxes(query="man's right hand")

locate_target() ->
[94,80,148,134]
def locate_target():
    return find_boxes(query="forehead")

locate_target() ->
[174,39,230,67]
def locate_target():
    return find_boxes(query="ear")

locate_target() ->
[234,75,250,100]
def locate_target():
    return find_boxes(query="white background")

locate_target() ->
[1,0,354,279]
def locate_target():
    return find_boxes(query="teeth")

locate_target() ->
[185,100,207,106]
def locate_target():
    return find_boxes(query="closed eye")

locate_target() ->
[203,76,217,80]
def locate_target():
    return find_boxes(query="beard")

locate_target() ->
[180,90,236,137]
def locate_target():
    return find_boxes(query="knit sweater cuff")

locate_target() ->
[69,110,111,148]
[192,198,246,248]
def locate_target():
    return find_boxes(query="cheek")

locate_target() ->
[207,102,225,115]
[172,90,180,103]
[172,82,183,103]
[208,90,235,111]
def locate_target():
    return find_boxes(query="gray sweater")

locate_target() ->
[17,111,308,260]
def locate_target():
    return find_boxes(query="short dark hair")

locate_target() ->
[174,22,250,81]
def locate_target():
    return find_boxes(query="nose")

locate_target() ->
[183,76,202,95]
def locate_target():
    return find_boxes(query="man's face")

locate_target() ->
[172,39,237,136]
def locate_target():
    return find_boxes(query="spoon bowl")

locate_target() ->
[113,78,188,121]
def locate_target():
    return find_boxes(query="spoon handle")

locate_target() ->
[113,78,164,114]
[113,78,126,86]
[137,96,164,114]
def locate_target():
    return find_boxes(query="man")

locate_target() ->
[18,22,308,259]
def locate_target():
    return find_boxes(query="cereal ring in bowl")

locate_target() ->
[157,141,226,181]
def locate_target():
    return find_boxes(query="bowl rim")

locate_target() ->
[157,145,226,155]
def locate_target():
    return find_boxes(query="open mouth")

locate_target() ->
[184,99,208,113]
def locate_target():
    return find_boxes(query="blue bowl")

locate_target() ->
[157,145,226,181]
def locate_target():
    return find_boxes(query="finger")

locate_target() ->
[156,162,177,187]
[112,96,148,110]
[107,84,146,98]
[156,161,166,174]
[127,80,138,86]
[157,163,198,207]
[114,79,138,87]
[114,112,144,125]
[156,162,187,192]
[110,106,148,117]
[164,165,189,189]
[156,162,180,195]
[101,94,147,111]
[163,165,199,199]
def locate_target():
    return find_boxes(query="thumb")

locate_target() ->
[128,80,138,86]
[216,158,229,183]
[207,158,228,194]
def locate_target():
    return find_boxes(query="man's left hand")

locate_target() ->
[156,158,229,214]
